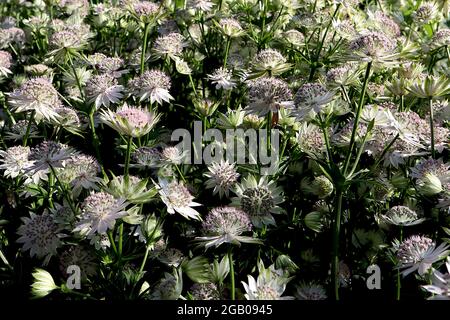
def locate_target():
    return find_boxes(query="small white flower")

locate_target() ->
[207,67,236,90]
[158,179,202,220]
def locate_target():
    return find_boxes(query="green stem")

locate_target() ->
[49,164,77,215]
[139,245,151,273]
[347,123,373,178]
[396,227,403,300]
[188,74,198,97]
[22,110,35,147]
[175,164,187,183]
[332,189,343,300]
[343,61,372,175]
[309,3,341,81]
[88,107,103,173]
[266,111,272,151]
[68,54,85,102]
[223,36,231,68]
[108,230,118,254]
[140,23,151,75]
[228,247,235,300]
[124,136,133,178]
[118,223,124,260]
[429,98,435,158]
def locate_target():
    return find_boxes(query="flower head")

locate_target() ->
[295,282,327,300]
[232,175,284,228]
[397,235,450,276]
[293,82,334,120]
[204,160,239,198]
[158,179,202,220]
[131,146,162,169]
[207,67,236,90]
[85,74,124,109]
[251,49,291,76]
[348,31,397,65]
[58,246,97,280]
[17,212,64,260]
[217,18,244,38]
[74,191,128,235]
[31,269,59,298]
[190,283,220,300]
[128,70,173,105]
[380,206,425,227]
[8,77,62,122]
[58,154,102,196]
[196,206,261,248]
[153,32,187,59]
[0,145,33,178]
[245,77,293,116]
[100,104,160,137]
[0,50,12,77]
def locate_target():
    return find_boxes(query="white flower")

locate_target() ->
[207,67,236,90]
[85,74,124,109]
[0,145,33,178]
[231,175,284,228]
[204,160,239,198]
[295,282,327,300]
[157,179,202,220]
[31,269,59,298]
[242,260,293,300]
[422,257,450,300]
[195,206,261,248]
[128,70,173,105]
[17,212,64,260]
[380,206,425,227]
[397,235,450,276]
[74,192,128,235]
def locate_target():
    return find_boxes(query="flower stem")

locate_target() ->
[88,107,103,174]
[140,23,151,75]
[429,98,435,159]
[124,136,133,179]
[223,36,231,68]
[139,245,151,273]
[228,247,235,300]
[332,189,343,300]
[175,164,187,183]
[118,223,124,260]
[343,61,372,175]
[396,227,403,300]
[22,110,35,147]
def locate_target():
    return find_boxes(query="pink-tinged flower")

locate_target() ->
[85,74,124,109]
[128,69,173,105]
[100,103,160,137]
[157,179,202,220]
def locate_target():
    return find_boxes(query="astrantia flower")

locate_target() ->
[245,77,293,116]
[74,191,128,235]
[295,282,327,300]
[186,0,214,12]
[293,82,334,120]
[31,269,59,298]
[367,10,401,37]
[348,31,397,65]
[204,160,239,198]
[131,146,162,169]
[410,158,450,195]
[190,283,220,300]
[8,77,62,122]
[17,212,64,260]
[397,235,450,276]
[430,29,450,50]
[0,145,33,178]
[85,74,124,109]
[217,107,245,129]
[161,145,187,165]
[407,75,450,98]
[128,70,173,105]
[100,104,160,137]
[231,175,284,228]
[217,18,244,38]
[58,154,102,196]
[58,246,97,280]
[150,269,183,300]
[422,257,450,300]
[48,30,87,63]
[29,140,75,172]
[195,206,261,248]
[242,260,293,300]
[251,49,291,76]
[413,2,439,25]
[296,122,327,158]
[157,179,202,220]
[326,63,361,88]
[380,206,425,227]
[0,50,12,77]
[87,54,126,78]
[281,29,305,47]
[104,174,157,204]
[4,120,39,142]
[153,32,187,60]
[207,67,236,90]
[157,248,184,267]
[129,1,161,24]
